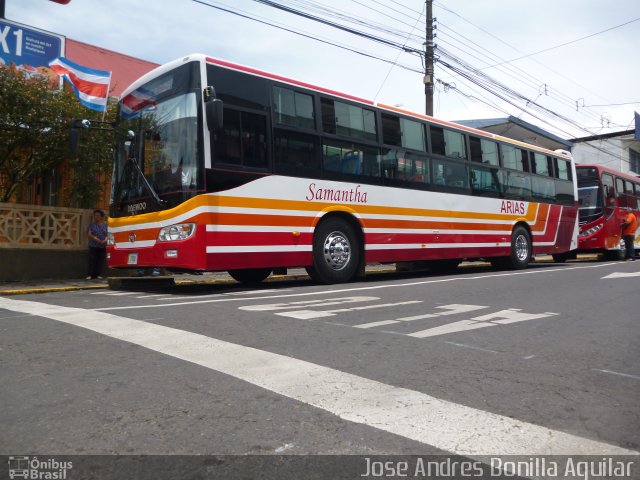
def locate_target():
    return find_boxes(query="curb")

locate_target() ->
[0,284,108,296]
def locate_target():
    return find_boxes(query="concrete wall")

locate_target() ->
[0,248,91,281]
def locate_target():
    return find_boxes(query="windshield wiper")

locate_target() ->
[125,130,166,207]
[128,155,167,207]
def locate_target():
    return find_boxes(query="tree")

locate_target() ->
[0,65,115,207]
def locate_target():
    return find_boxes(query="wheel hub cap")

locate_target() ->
[323,231,351,271]
[515,234,529,261]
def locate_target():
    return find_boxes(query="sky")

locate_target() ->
[5,0,640,141]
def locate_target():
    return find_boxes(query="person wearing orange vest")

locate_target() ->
[620,209,638,261]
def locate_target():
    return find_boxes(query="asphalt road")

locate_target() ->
[1,260,639,476]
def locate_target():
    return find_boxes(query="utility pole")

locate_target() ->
[0,0,6,19]
[424,0,434,116]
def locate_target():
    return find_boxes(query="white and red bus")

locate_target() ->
[576,164,640,259]
[106,54,578,284]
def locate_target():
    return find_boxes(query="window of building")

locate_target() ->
[273,86,315,129]
[321,99,376,142]
[630,149,640,174]
[469,136,499,166]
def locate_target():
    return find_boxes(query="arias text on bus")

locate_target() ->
[305,183,369,204]
[500,200,526,215]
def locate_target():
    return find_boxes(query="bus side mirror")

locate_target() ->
[204,86,223,131]
[206,99,224,131]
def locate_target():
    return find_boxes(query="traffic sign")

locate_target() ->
[0,19,64,73]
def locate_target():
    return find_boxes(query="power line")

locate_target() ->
[487,17,640,68]
[192,0,423,73]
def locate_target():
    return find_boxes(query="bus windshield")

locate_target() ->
[110,62,202,217]
[578,184,603,222]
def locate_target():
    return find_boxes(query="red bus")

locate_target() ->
[106,54,578,284]
[576,164,640,259]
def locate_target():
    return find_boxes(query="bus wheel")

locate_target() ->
[493,226,531,270]
[307,218,360,284]
[510,226,532,269]
[228,268,272,284]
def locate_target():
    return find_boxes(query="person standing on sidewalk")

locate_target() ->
[620,208,638,261]
[86,209,108,279]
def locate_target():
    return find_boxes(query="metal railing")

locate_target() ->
[0,203,92,250]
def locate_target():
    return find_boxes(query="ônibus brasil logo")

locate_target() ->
[8,456,73,479]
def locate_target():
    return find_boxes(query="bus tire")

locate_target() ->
[228,268,272,284]
[509,225,532,269]
[492,226,531,270]
[307,218,360,284]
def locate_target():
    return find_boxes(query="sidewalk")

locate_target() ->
[0,270,293,296]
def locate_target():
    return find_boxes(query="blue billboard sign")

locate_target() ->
[0,19,64,74]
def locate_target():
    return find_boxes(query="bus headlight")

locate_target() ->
[579,223,603,237]
[107,232,115,246]
[158,223,196,242]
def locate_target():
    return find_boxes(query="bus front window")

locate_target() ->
[142,93,199,195]
[111,61,202,217]
[578,184,603,222]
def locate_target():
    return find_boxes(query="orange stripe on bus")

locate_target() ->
[110,194,541,229]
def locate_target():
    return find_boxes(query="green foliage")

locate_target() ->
[0,66,115,207]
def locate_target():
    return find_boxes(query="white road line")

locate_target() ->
[408,309,558,339]
[95,263,617,312]
[441,341,500,354]
[163,289,290,301]
[354,320,401,329]
[0,297,636,456]
[239,296,378,312]
[275,301,422,320]
[594,369,640,381]
[409,319,494,338]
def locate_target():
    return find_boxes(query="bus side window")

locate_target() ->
[616,177,626,208]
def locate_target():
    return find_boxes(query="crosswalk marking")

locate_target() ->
[409,319,494,338]
[0,296,634,456]
[408,309,558,339]
[355,319,402,329]
[239,296,379,312]
[275,301,422,320]
[353,304,487,329]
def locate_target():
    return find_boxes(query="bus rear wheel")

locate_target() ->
[228,268,272,284]
[492,226,531,270]
[306,218,360,284]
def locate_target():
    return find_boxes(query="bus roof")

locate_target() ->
[576,164,640,183]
